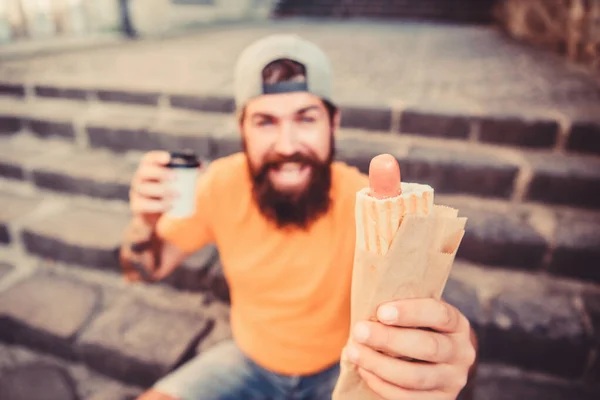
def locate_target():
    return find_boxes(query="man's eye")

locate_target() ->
[257,119,273,126]
[300,116,316,123]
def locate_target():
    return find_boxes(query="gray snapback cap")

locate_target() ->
[233,34,334,110]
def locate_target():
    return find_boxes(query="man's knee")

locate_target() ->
[136,389,181,400]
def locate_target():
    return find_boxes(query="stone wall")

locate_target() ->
[127,0,278,37]
[495,0,600,72]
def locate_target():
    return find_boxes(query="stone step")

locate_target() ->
[0,186,228,302]
[473,363,600,400]
[0,228,599,386]
[1,130,600,283]
[3,79,600,158]
[1,96,599,210]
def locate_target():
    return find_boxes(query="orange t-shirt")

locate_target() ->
[157,152,368,376]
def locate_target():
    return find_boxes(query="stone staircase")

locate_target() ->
[273,0,497,23]
[0,79,599,399]
[1,19,600,398]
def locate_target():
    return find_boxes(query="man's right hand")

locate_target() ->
[129,150,178,227]
[123,150,199,283]
[121,151,177,282]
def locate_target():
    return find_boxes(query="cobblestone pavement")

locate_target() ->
[1,20,599,112]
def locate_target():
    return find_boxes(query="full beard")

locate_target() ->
[245,138,335,230]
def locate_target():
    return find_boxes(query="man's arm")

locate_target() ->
[119,215,189,282]
[121,150,212,281]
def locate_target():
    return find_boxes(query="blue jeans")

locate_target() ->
[153,340,340,400]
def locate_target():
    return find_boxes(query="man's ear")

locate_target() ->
[237,107,245,134]
[333,107,341,134]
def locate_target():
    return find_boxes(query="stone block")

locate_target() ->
[86,126,150,153]
[457,206,547,269]
[0,343,145,400]
[85,107,156,152]
[33,171,130,201]
[96,89,160,106]
[22,207,129,271]
[550,214,600,284]
[481,288,592,378]
[474,363,600,400]
[0,274,100,359]
[35,85,88,100]
[170,94,235,113]
[340,105,392,132]
[403,146,519,198]
[0,161,23,180]
[478,114,558,148]
[149,113,227,158]
[77,297,209,387]
[335,134,407,174]
[27,119,75,139]
[526,153,600,209]
[0,137,27,181]
[0,132,73,184]
[0,365,79,400]
[0,116,22,134]
[567,121,600,156]
[0,82,25,97]
[0,262,13,281]
[31,148,137,201]
[400,107,471,139]
[25,98,86,140]
[86,108,224,157]
[0,192,42,244]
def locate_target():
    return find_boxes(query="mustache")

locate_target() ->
[262,152,321,169]
[254,152,323,177]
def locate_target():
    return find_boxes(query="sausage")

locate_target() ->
[368,154,402,199]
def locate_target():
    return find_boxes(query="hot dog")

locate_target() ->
[356,154,434,256]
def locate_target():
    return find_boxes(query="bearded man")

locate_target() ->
[120,34,477,400]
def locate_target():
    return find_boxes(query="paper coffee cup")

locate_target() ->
[166,151,200,219]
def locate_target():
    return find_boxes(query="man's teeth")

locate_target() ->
[279,162,303,172]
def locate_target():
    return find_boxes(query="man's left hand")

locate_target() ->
[343,298,476,400]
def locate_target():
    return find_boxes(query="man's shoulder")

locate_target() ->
[206,152,248,179]
[208,152,247,171]
[332,161,368,194]
[202,152,250,192]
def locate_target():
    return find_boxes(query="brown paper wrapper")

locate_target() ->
[332,192,467,400]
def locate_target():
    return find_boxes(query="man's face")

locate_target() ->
[242,91,335,193]
[240,91,339,228]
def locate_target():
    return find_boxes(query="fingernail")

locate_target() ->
[378,305,398,323]
[353,322,370,343]
[345,345,359,362]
